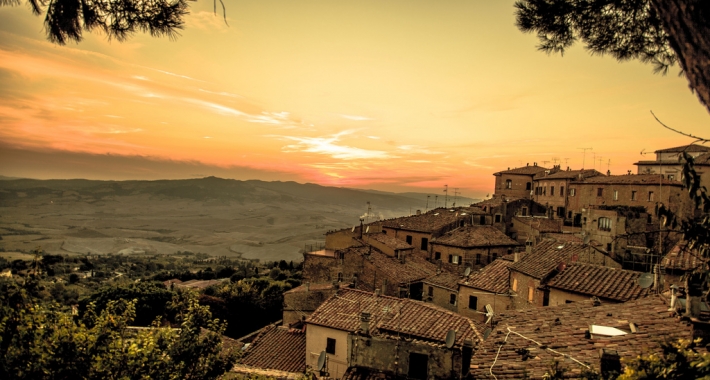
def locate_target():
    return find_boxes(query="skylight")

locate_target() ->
[589,325,627,337]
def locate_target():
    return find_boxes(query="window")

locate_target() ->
[449,293,457,305]
[326,338,336,354]
[550,186,555,196]
[613,190,618,201]
[492,252,498,261]
[527,287,534,303]
[468,295,478,310]
[505,179,512,189]
[668,174,675,181]
[648,191,654,201]
[567,211,573,219]
[521,207,528,216]
[479,215,486,225]
[434,251,441,260]
[598,217,612,231]
[475,253,481,264]
[597,188,604,196]
[565,300,575,304]
[406,235,413,244]
[408,353,429,380]
[526,182,532,190]
[606,243,612,252]
[512,278,518,292]
[557,207,565,217]
[543,187,547,195]
[570,188,576,197]
[560,186,565,197]
[428,286,433,297]
[631,191,637,201]
[421,237,428,250]
[452,255,460,265]
[494,214,501,223]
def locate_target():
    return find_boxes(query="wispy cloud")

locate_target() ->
[397,145,443,155]
[279,130,390,160]
[339,114,372,121]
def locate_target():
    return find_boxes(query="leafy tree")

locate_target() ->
[0,0,191,44]
[515,0,710,113]
[618,338,710,379]
[0,278,238,379]
[79,281,173,326]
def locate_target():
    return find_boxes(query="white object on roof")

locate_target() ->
[589,325,627,337]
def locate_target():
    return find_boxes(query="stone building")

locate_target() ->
[473,196,548,233]
[545,263,652,306]
[532,168,604,220]
[492,163,549,199]
[232,324,306,379]
[380,208,474,255]
[634,144,710,180]
[662,241,707,289]
[304,288,482,380]
[566,174,688,223]
[282,283,338,326]
[507,239,620,310]
[422,271,461,312]
[508,216,563,245]
[457,258,516,323]
[429,225,521,269]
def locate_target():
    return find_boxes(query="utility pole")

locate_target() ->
[578,147,592,169]
[434,195,438,208]
[443,185,449,208]
[425,195,430,212]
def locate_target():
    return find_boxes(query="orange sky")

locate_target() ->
[0,0,708,198]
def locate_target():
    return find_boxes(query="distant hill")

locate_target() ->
[0,176,436,210]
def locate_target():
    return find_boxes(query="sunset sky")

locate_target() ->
[0,0,708,198]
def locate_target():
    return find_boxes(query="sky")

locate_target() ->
[0,0,708,198]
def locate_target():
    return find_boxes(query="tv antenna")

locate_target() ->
[453,188,460,207]
[443,185,449,208]
[597,156,603,171]
[366,201,372,223]
[578,147,592,169]
[434,195,438,208]
[425,195,430,212]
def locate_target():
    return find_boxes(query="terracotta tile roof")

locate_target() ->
[534,169,604,180]
[694,152,710,164]
[380,208,465,233]
[366,233,413,250]
[424,272,461,291]
[306,288,482,347]
[493,165,550,176]
[509,239,587,280]
[459,259,512,294]
[571,174,681,186]
[637,153,710,166]
[432,225,521,248]
[469,295,693,379]
[662,242,707,271]
[365,247,437,284]
[472,197,524,208]
[342,367,403,380]
[542,233,583,243]
[546,263,651,302]
[513,216,562,233]
[284,283,337,294]
[239,325,306,373]
[655,144,710,153]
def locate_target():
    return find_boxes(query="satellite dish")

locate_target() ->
[365,226,370,233]
[351,226,356,232]
[583,235,590,245]
[638,273,654,289]
[316,351,326,371]
[445,330,456,349]
[484,304,494,324]
[464,267,472,277]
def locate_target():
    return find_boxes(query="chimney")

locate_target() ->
[360,312,371,335]
[305,282,310,291]
[525,243,532,256]
[607,170,611,176]
[416,209,421,215]
[514,251,520,263]
[375,289,381,297]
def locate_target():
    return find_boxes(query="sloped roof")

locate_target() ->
[424,272,461,291]
[493,165,549,176]
[342,367,403,380]
[366,233,413,250]
[472,196,525,208]
[306,288,482,347]
[534,169,604,180]
[655,144,710,153]
[459,259,512,294]
[381,208,464,233]
[238,325,306,373]
[513,216,562,233]
[546,263,651,302]
[469,295,691,379]
[571,174,681,186]
[509,239,588,280]
[364,247,438,284]
[432,225,520,248]
[662,242,707,271]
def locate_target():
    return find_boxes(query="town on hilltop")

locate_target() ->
[231,144,710,379]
